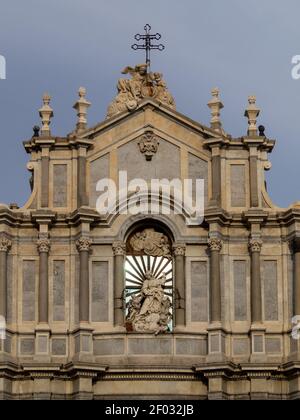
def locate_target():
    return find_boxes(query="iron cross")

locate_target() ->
[131,24,165,69]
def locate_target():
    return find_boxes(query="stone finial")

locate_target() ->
[37,238,51,253]
[39,93,53,136]
[208,237,223,252]
[244,95,260,136]
[76,237,92,252]
[207,87,224,131]
[0,236,12,252]
[112,241,126,256]
[73,87,91,132]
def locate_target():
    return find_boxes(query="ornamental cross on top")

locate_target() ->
[131,24,165,69]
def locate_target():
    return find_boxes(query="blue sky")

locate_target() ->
[0,0,299,207]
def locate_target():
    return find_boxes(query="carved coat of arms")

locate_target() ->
[138,131,159,161]
[107,64,176,118]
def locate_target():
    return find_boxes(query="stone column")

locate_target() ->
[173,243,186,328]
[112,241,126,327]
[0,237,12,319]
[37,238,51,324]
[76,237,92,322]
[293,238,300,316]
[208,238,223,323]
[249,238,263,323]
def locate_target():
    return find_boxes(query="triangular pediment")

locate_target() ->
[81,98,224,159]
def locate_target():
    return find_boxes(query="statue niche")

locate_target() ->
[125,228,173,334]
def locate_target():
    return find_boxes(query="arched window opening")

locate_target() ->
[124,227,173,334]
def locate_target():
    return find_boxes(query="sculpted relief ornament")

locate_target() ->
[138,130,159,161]
[129,228,171,259]
[107,64,176,118]
[126,270,172,335]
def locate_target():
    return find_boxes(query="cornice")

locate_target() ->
[78,98,231,143]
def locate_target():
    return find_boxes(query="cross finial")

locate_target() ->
[131,24,165,70]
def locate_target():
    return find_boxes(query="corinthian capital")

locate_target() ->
[76,237,92,252]
[112,241,126,256]
[208,237,223,252]
[0,236,12,252]
[172,243,186,256]
[249,238,262,253]
[37,238,51,253]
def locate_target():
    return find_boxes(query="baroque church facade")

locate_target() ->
[0,63,300,400]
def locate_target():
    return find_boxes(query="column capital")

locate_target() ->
[0,236,12,253]
[37,238,51,253]
[76,237,92,252]
[172,243,186,256]
[208,237,223,252]
[249,238,263,253]
[112,241,126,256]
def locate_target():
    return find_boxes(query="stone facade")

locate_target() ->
[0,67,300,400]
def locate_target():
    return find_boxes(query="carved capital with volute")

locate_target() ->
[208,237,223,252]
[37,238,51,253]
[76,237,92,252]
[0,236,12,253]
[112,241,126,256]
[249,238,263,253]
[172,243,186,257]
